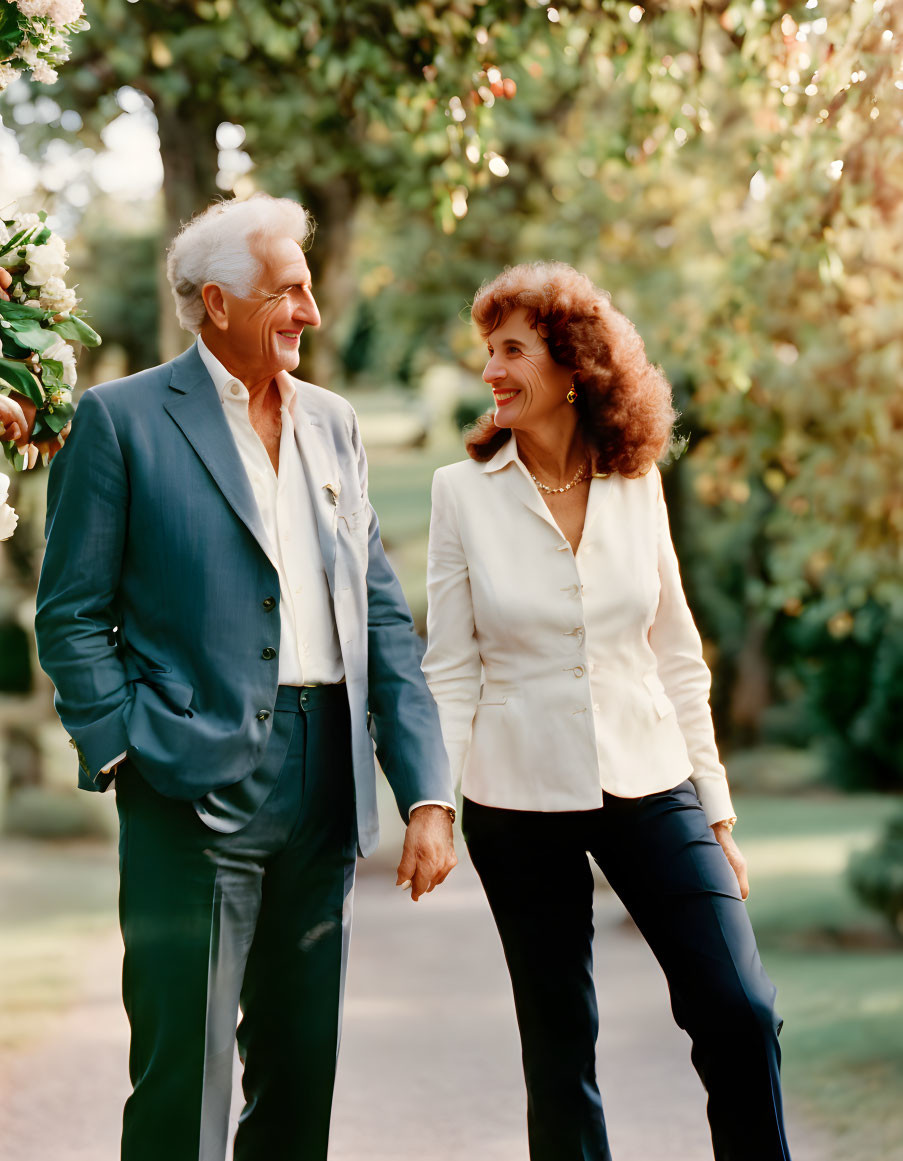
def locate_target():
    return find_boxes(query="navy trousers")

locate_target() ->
[463,782,791,1161]
[115,684,357,1161]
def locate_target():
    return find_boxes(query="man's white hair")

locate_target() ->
[165,193,314,334]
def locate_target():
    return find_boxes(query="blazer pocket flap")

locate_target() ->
[139,674,195,713]
[477,694,508,706]
[643,673,675,719]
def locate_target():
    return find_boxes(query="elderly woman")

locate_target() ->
[422,262,791,1161]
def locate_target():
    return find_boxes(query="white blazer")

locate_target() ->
[421,437,735,825]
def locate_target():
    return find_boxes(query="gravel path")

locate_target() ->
[0,840,834,1161]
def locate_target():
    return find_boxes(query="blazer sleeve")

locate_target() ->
[647,468,736,825]
[421,468,482,789]
[34,388,132,788]
[352,415,455,820]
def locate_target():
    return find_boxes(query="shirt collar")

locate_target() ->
[196,335,297,413]
[479,434,520,473]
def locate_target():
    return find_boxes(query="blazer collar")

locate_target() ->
[291,393,340,595]
[478,435,519,473]
[478,432,617,541]
[163,342,271,557]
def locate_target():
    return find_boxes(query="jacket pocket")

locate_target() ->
[137,674,195,715]
[643,673,675,719]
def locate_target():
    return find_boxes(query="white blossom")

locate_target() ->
[16,0,53,17]
[31,60,59,84]
[0,62,20,91]
[12,212,42,232]
[0,473,19,542]
[48,0,84,23]
[43,336,78,386]
[17,42,41,67]
[24,233,68,285]
[38,276,78,314]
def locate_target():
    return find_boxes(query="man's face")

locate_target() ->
[482,307,573,433]
[218,235,321,376]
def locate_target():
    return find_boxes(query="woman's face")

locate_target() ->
[483,308,574,433]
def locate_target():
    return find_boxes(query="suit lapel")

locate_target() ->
[163,345,271,558]
[291,390,340,595]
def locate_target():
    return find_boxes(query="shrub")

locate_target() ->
[848,812,903,938]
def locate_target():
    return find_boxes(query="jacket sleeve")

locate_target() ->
[34,388,132,789]
[648,468,735,825]
[353,416,455,820]
[421,468,482,789]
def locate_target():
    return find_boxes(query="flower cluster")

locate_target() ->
[0,209,101,469]
[0,0,88,90]
[0,470,18,539]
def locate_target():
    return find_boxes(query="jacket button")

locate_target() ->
[256,710,270,721]
[262,596,276,611]
[261,647,277,660]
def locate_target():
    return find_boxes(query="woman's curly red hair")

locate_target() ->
[466,261,675,476]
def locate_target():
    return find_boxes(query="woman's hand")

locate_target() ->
[0,393,29,445]
[0,268,11,301]
[2,392,69,466]
[712,821,749,900]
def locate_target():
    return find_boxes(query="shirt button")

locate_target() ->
[262,596,276,611]
[230,383,242,396]
[261,647,277,660]
[573,666,585,678]
[593,703,600,713]
[256,710,270,721]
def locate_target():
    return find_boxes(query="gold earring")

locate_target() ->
[566,387,578,404]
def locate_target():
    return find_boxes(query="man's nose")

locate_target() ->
[294,290,321,328]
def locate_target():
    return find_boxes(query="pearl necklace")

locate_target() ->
[529,461,590,494]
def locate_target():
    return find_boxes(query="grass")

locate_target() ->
[367,435,464,626]
[734,791,903,1158]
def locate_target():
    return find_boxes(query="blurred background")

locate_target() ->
[1,1,902,1158]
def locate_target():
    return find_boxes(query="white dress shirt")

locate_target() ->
[197,337,343,686]
[421,438,736,826]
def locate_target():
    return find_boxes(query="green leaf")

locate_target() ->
[3,318,57,353]
[40,358,65,388]
[0,6,25,59]
[0,359,43,407]
[0,299,50,324]
[51,315,102,348]
[33,403,74,439]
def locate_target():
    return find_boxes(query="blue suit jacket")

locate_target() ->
[34,343,452,856]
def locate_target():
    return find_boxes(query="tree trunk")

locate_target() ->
[155,101,222,362]
[298,175,362,387]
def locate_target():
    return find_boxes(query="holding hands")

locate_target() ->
[396,804,457,902]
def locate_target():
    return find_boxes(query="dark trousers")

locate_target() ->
[463,782,791,1161]
[115,685,357,1161]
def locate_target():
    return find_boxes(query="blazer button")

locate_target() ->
[262,596,276,611]
[256,710,270,721]
[261,647,277,660]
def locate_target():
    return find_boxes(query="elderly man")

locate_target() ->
[34,194,457,1161]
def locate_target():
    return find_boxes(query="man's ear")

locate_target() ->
[201,283,229,331]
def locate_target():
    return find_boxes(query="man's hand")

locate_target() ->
[712,821,749,900]
[396,804,457,902]
[0,268,12,301]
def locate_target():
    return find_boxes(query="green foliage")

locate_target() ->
[8,0,902,776]
[452,396,487,432]
[849,812,903,937]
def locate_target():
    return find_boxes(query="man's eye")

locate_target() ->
[507,346,520,355]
